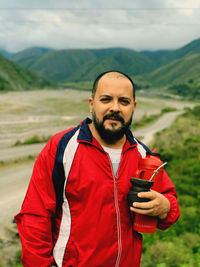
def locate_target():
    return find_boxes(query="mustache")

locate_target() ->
[103,112,124,123]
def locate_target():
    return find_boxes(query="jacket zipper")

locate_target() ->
[107,154,122,267]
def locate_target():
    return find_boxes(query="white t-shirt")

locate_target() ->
[102,146,122,176]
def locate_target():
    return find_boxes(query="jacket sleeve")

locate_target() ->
[15,139,58,267]
[157,171,180,230]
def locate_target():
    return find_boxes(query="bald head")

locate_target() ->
[92,71,135,100]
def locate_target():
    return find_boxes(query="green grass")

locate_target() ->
[14,135,52,146]
[168,82,200,100]
[62,81,93,91]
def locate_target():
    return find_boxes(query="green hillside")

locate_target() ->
[141,50,171,60]
[145,54,200,86]
[154,38,200,66]
[11,47,53,63]
[28,49,98,82]
[12,38,200,84]
[11,48,155,82]
[7,37,200,99]
[0,49,13,59]
[65,49,154,82]
[0,54,54,91]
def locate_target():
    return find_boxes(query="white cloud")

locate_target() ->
[0,0,200,52]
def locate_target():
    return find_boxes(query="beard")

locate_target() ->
[92,111,133,144]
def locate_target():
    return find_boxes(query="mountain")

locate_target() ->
[11,47,53,62]
[140,50,171,59]
[11,47,54,70]
[144,54,200,86]
[0,54,54,91]
[11,48,155,82]
[8,37,200,94]
[19,49,98,82]
[157,38,200,66]
[0,49,13,59]
[64,49,155,82]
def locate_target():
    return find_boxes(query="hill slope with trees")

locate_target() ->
[11,48,155,82]
[9,38,200,84]
[144,54,200,86]
[0,54,54,91]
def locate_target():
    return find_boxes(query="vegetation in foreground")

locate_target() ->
[0,227,22,267]
[168,81,200,100]
[14,135,52,146]
[141,105,200,267]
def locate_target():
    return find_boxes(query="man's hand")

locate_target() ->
[129,190,170,219]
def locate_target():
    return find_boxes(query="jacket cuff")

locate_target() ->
[157,193,180,230]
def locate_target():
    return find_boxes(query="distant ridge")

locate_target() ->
[0,49,13,59]
[0,54,54,91]
[11,47,156,82]
[11,47,53,61]
[0,37,197,96]
[140,50,171,59]
[156,38,200,66]
[145,54,200,86]
[9,38,200,85]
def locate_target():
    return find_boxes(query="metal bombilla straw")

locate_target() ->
[149,162,167,182]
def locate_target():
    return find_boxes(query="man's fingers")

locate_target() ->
[132,200,154,210]
[137,190,157,199]
[130,206,154,215]
[130,191,171,217]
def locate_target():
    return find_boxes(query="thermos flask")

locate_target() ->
[127,153,165,233]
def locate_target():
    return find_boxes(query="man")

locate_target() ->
[15,71,180,267]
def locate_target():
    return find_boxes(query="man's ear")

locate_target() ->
[89,97,93,113]
[133,100,137,112]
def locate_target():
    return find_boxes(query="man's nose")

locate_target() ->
[110,101,120,112]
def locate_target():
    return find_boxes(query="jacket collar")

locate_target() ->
[77,117,137,150]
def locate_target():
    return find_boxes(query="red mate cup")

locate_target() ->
[127,153,165,233]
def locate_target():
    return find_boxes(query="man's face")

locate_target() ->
[89,75,136,144]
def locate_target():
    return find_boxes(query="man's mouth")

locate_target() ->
[103,113,124,123]
[107,117,120,121]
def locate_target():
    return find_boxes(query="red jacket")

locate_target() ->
[15,118,180,267]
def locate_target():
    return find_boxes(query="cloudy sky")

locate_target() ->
[0,0,200,52]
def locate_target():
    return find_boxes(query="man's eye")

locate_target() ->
[120,99,130,105]
[100,98,110,102]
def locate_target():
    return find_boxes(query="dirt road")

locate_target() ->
[135,110,184,145]
[0,143,45,162]
[0,162,33,238]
